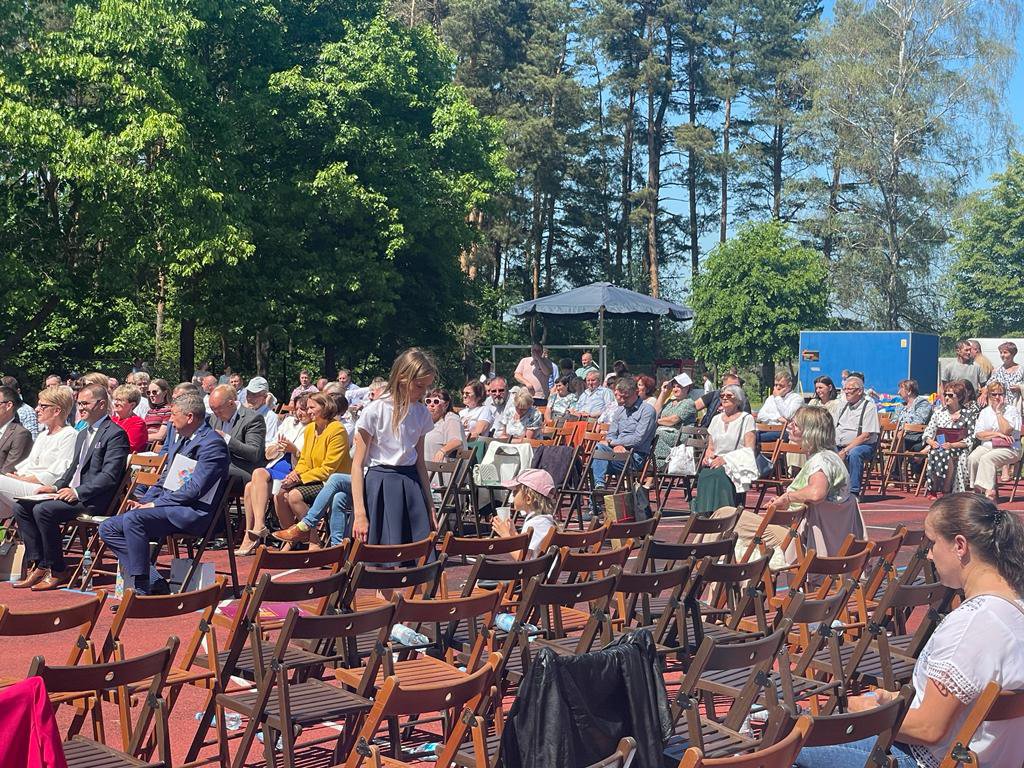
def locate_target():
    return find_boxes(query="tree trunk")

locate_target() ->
[543,190,556,294]
[530,185,543,299]
[772,120,783,219]
[822,159,842,261]
[687,46,700,285]
[720,93,731,243]
[179,317,196,384]
[324,343,336,378]
[616,88,636,281]
[154,268,166,361]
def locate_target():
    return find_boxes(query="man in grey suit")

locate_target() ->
[207,384,266,484]
[0,385,33,473]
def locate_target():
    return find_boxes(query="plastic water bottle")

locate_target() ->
[194,712,243,731]
[390,623,430,647]
[494,613,516,632]
[256,731,283,750]
[81,550,93,590]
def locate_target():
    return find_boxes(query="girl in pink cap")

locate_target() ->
[492,468,558,557]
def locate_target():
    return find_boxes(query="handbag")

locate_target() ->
[603,483,651,522]
[990,434,1014,449]
[754,450,774,478]
[667,444,696,476]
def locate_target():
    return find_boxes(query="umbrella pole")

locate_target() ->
[599,307,606,378]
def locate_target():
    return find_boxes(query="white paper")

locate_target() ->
[163,454,219,504]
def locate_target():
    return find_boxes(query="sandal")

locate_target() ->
[234,528,269,557]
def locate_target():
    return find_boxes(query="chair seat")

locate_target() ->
[810,644,915,685]
[454,729,501,768]
[699,666,836,703]
[196,642,325,682]
[531,636,584,656]
[335,655,470,690]
[63,735,158,768]
[221,679,371,727]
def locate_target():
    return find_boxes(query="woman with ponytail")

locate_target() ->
[797,492,1024,767]
[350,349,438,547]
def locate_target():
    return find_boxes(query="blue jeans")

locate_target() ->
[591,448,647,488]
[299,473,352,545]
[841,443,876,494]
[794,737,917,767]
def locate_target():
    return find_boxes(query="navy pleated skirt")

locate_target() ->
[364,464,431,547]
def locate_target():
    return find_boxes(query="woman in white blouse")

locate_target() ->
[691,384,756,517]
[0,386,77,518]
[968,381,1022,502]
[424,389,466,461]
[796,492,1024,767]
[459,381,495,440]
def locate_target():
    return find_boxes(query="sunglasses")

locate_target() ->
[943,392,956,398]
[424,398,444,405]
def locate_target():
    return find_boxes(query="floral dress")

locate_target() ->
[991,365,1024,407]
[653,397,698,468]
[923,405,979,494]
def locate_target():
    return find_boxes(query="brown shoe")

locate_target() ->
[273,525,312,544]
[31,569,70,592]
[12,566,46,590]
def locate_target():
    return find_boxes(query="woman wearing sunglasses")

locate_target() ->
[424,389,465,462]
[143,378,172,443]
[922,379,978,497]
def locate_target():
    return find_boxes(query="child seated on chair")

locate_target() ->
[491,469,557,558]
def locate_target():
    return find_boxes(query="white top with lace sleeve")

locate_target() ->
[910,593,1024,767]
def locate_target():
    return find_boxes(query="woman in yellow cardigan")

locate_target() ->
[274,392,350,546]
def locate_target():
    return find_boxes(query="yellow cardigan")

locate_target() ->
[295,420,350,483]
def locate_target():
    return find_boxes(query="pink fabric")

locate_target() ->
[0,677,67,768]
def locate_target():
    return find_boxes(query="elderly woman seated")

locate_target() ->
[691,384,756,517]
[652,373,698,470]
[968,381,1021,502]
[424,389,466,461]
[495,389,543,442]
[721,405,865,565]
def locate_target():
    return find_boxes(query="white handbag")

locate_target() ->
[667,444,697,476]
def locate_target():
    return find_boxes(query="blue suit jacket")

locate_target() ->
[142,421,230,529]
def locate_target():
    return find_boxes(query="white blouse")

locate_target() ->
[708,412,755,456]
[973,406,1022,451]
[13,426,78,485]
[909,594,1024,767]
[356,397,434,467]
[460,404,496,432]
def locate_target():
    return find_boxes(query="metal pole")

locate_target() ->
[599,307,606,378]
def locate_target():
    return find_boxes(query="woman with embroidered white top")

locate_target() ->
[795,492,1024,768]
[459,380,496,440]
[968,381,1022,502]
[490,469,557,558]
[351,349,438,546]
[0,386,77,519]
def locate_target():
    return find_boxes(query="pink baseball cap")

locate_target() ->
[502,468,556,498]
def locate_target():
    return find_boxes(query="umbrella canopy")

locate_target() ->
[508,282,693,321]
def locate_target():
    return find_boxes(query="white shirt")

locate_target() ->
[833,397,880,446]
[134,396,150,419]
[460,404,497,433]
[974,405,1022,451]
[756,391,804,423]
[356,396,434,467]
[14,426,78,485]
[909,595,1024,767]
[523,513,556,556]
[251,404,280,445]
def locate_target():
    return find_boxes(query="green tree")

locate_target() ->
[806,0,1018,330]
[946,154,1024,337]
[691,221,828,385]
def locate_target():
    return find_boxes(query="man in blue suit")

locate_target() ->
[100,391,229,595]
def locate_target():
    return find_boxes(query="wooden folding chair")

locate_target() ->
[584,737,637,768]
[430,451,478,537]
[30,639,179,768]
[221,603,396,768]
[677,507,740,543]
[156,475,241,596]
[673,714,812,767]
[748,437,797,515]
[603,512,660,552]
[438,532,531,597]
[880,424,928,495]
[342,654,501,767]
[0,593,107,692]
[939,680,1024,766]
[185,569,349,764]
[785,684,915,767]
[664,621,794,761]
[652,426,708,512]
[541,524,608,553]
[525,570,622,660]
[99,579,225,748]
[615,562,695,656]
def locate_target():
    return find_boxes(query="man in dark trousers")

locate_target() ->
[99,391,229,595]
[207,384,266,484]
[13,383,130,590]
[0,385,33,473]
